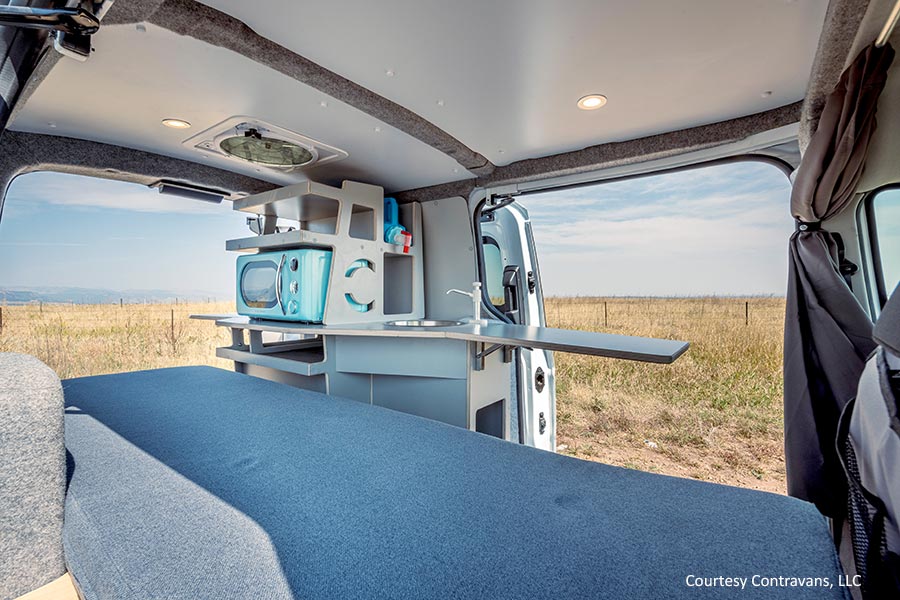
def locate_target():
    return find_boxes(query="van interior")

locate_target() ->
[1,1,899,598]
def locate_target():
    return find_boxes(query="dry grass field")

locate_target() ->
[0,302,237,378]
[0,296,787,494]
[546,296,786,494]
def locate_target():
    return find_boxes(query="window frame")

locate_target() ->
[863,183,900,308]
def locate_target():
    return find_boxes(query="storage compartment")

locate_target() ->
[236,192,340,235]
[475,399,506,439]
[227,180,424,325]
[383,253,413,314]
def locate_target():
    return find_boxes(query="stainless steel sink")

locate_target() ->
[385,319,465,327]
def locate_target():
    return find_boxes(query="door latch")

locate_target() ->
[535,367,545,393]
[539,412,547,435]
[527,271,536,294]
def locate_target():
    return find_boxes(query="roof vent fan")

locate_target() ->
[183,117,348,174]
[219,127,315,167]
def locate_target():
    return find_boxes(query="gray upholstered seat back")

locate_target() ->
[849,348,900,550]
[0,353,66,599]
[839,286,900,595]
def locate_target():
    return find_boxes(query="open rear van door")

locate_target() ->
[479,198,556,451]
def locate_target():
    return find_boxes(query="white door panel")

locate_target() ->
[480,200,556,451]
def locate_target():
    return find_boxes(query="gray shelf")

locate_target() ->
[234,191,339,222]
[216,345,327,377]
[225,230,337,253]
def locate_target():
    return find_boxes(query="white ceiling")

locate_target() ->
[10,1,829,193]
[199,0,829,166]
[9,23,470,192]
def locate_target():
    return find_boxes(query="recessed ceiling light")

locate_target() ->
[162,118,191,129]
[577,94,607,110]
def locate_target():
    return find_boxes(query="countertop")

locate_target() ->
[203,316,690,364]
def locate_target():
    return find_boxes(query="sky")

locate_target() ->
[872,187,900,297]
[518,161,796,296]
[0,172,248,299]
[3,162,890,299]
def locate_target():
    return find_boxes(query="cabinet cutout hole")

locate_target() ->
[349,204,375,240]
[383,254,413,314]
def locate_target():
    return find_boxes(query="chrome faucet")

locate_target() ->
[446,282,487,324]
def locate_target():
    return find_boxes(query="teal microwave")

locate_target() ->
[236,249,332,322]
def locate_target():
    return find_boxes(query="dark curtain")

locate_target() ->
[0,1,54,134]
[785,42,894,518]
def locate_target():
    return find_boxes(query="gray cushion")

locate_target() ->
[874,283,900,356]
[0,353,66,599]
[63,366,848,599]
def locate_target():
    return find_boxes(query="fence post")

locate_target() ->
[0,306,3,334]
[745,301,749,326]
[120,298,123,308]
[39,301,43,314]
[604,301,608,327]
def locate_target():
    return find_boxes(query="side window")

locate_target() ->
[0,171,247,378]
[869,187,900,302]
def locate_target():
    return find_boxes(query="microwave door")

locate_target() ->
[240,256,285,315]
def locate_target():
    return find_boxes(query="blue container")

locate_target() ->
[383,197,408,243]
[236,249,332,322]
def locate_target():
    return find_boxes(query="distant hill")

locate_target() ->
[0,286,225,305]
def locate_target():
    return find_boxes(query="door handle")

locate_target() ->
[502,265,522,323]
[275,254,286,315]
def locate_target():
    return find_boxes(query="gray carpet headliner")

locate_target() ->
[395,103,801,204]
[799,0,872,153]
[0,130,275,218]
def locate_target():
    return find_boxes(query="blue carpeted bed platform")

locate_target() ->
[62,366,847,599]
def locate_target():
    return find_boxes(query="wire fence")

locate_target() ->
[545,296,785,331]
[0,297,786,333]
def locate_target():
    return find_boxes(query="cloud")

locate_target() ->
[517,161,793,296]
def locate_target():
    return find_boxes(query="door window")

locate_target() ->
[482,236,505,308]
[869,186,900,302]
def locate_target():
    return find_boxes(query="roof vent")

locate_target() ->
[183,117,348,173]
[219,128,314,167]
